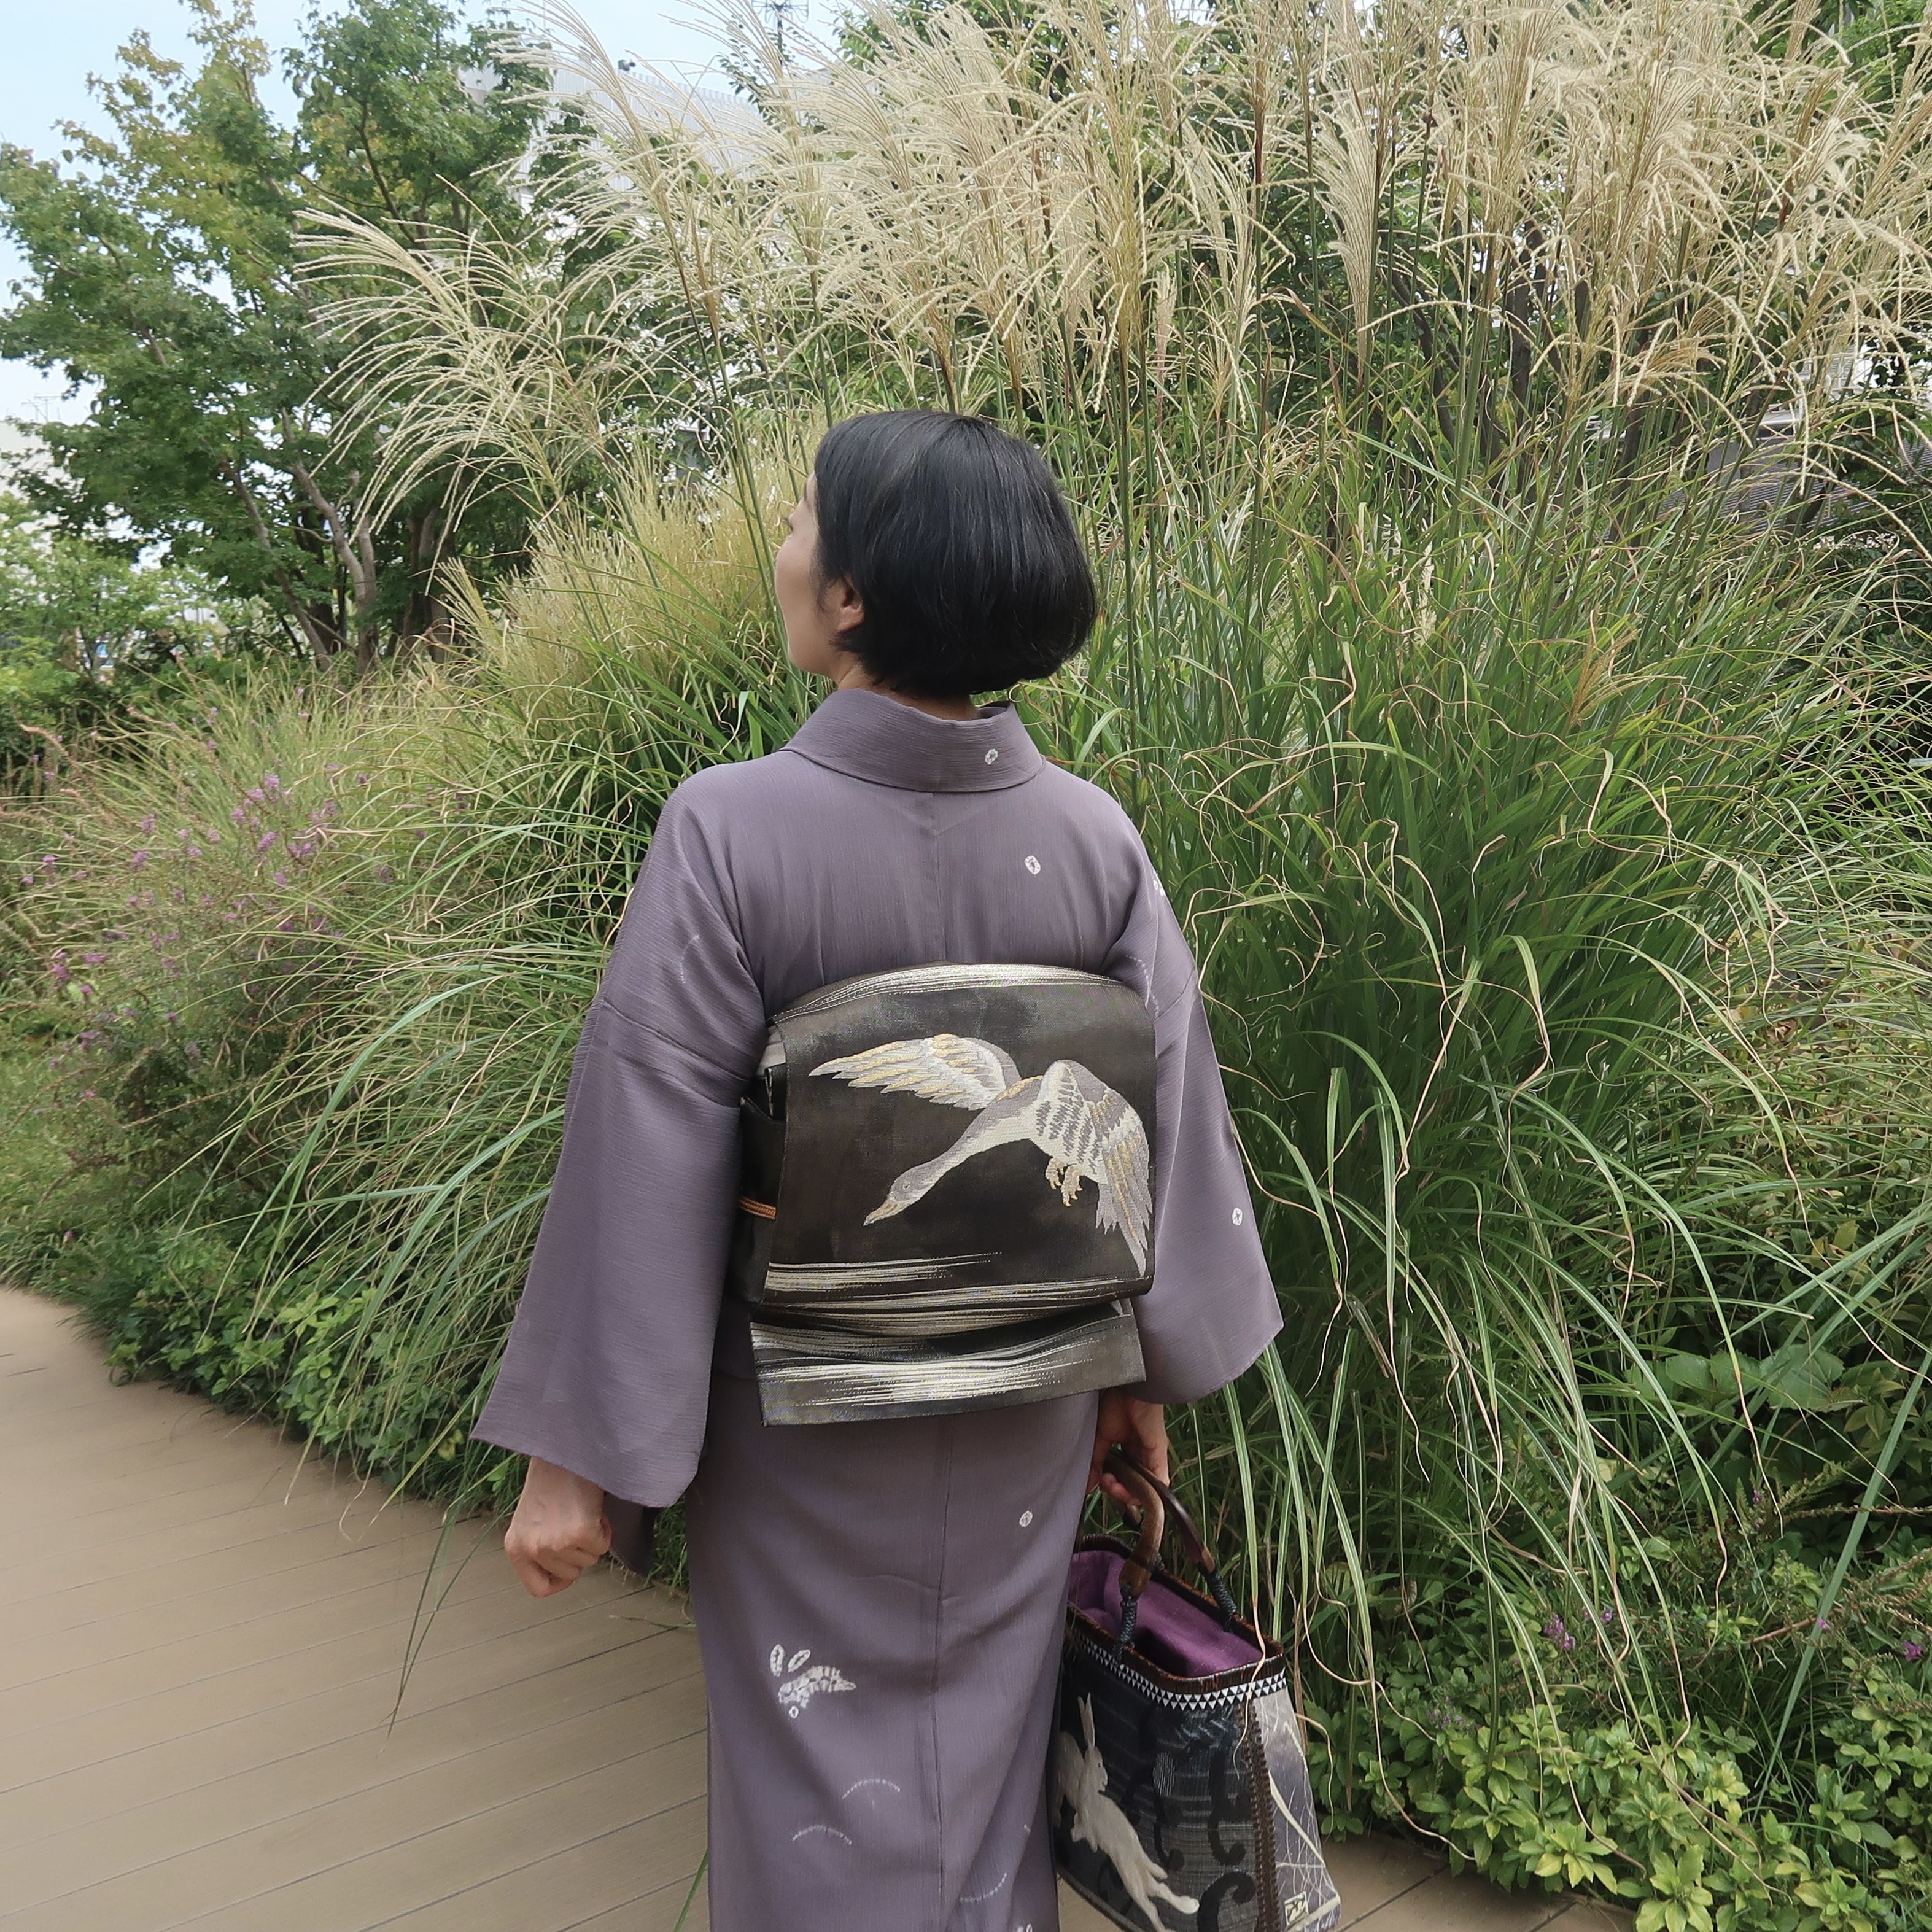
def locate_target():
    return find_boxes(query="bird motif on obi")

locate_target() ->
[810,1033,1153,1273]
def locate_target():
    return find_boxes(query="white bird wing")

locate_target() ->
[810,1033,1020,1111]
[1036,1062,1153,1274]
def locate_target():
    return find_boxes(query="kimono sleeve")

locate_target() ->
[1104,831,1283,1404]
[468,781,767,1513]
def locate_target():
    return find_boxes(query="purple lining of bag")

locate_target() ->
[1068,1547,1263,1677]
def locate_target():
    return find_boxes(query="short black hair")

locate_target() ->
[811,411,1098,699]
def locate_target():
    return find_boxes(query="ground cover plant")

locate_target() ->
[8,0,1932,1924]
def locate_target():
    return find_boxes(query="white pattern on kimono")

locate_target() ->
[791,1823,853,1845]
[1053,1696,1199,1925]
[770,1643,856,1718]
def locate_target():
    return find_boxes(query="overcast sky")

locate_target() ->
[0,0,746,432]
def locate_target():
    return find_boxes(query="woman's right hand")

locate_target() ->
[503,1456,612,1597]
[1088,1389,1168,1508]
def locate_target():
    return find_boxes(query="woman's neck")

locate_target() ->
[829,660,982,722]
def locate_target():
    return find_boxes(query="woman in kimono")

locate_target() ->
[471,411,1282,1931]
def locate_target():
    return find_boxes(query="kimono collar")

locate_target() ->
[784,687,1046,793]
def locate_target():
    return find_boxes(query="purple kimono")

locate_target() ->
[471,690,1282,1931]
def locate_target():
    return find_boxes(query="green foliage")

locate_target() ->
[0,492,265,780]
[0,492,786,1565]
[0,0,551,668]
[1309,1584,1932,1928]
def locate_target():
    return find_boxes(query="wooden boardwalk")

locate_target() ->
[0,1287,1628,1931]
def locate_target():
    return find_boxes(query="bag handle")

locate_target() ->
[1103,1448,1242,1632]
[1103,1450,1166,1602]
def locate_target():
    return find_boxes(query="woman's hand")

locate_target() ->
[504,1456,612,1598]
[1088,1389,1168,1509]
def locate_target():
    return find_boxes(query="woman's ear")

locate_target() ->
[824,574,865,637]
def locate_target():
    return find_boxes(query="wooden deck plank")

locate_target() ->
[4,1431,324,1528]
[0,1459,398,1594]
[369,1802,710,1932]
[0,1284,1629,1932]
[0,1613,685,1853]
[0,1521,506,1696]
[1,1499,462,1644]
[0,1384,246,1459]
[1330,1833,1451,1924]
[1,1572,645,1792]
[0,1662,705,1920]
[1347,1870,1575,1932]
[0,1480,427,1612]
[174,1728,709,1932]
[561,1874,713,1932]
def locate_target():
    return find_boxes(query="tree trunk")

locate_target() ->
[222,460,339,669]
[287,454,382,673]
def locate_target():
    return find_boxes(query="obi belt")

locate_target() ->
[726,963,1157,1424]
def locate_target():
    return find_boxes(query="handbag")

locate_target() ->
[1053,1451,1341,1932]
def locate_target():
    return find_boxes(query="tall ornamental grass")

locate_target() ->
[11,451,1932,1921]
[7,0,1932,1922]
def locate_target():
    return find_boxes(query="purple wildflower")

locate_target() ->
[185,846,203,859]
[1903,1641,1925,1662]
[206,708,219,725]
[263,773,282,799]
[48,950,71,987]
[1543,1615,1576,1652]
[130,850,149,871]
[138,814,157,834]
[1816,1616,1831,1632]
[273,871,289,887]
[80,952,105,966]
[255,831,277,853]
[246,788,264,805]
[231,806,246,823]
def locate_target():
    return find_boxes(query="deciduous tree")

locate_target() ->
[0,0,551,671]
